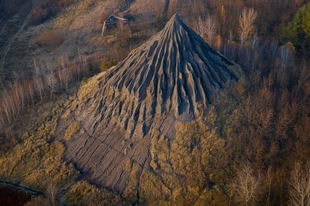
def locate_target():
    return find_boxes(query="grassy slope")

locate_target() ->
[0,88,80,190]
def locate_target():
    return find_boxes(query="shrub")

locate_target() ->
[81,77,88,85]
[64,121,80,141]
[31,5,50,25]
[24,195,50,206]
[109,59,117,67]
[57,0,76,8]
[35,30,63,48]
[100,60,108,72]
[64,181,125,206]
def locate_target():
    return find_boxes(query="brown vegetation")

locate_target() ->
[120,15,310,204]
[30,0,76,25]
[64,181,125,206]
[0,55,96,128]
[1,0,310,205]
[35,30,63,48]
[64,121,80,141]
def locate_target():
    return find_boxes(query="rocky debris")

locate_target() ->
[59,14,241,192]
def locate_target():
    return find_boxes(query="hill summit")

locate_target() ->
[59,14,241,191]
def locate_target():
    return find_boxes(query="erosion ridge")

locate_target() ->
[58,14,241,192]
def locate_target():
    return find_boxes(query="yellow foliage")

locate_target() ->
[130,162,141,180]
[77,72,106,101]
[0,96,79,190]
[61,109,71,119]
[124,119,230,205]
[64,121,81,141]
[65,180,125,206]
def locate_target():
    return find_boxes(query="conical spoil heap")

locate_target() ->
[58,14,241,191]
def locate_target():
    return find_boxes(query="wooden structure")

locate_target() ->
[101,15,132,36]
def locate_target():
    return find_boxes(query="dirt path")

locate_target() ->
[0,0,35,76]
[0,180,42,195]
[163,0,170,18]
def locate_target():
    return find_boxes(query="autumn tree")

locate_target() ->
[232,164,262,206]
[239,8,257,45]
[289,162,310,206]
[195,15,217,46]
[195,16,207,39]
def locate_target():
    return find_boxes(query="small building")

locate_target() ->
[101,15,132,36]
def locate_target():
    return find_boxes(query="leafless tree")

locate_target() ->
[11,82,21,116]
[77,48,88,74]
[239,8,257,45]
[26,81,35,106]
[269,39,279,62]
[1,95,12,123]
[289,162,310,206]
[33,76,45,100]
[250,34,259,51]
[233,164,262,206]
[1,88,15,123]
[265,166,273,206]
[44,64,58,98]
[195,16,206,39]
[228,30,234,43]
[33,59,43,77]
[245,48,253,71]
[205,15,217,46]
[46,183,58,206]
[195,15,217,46]
[279,43,293,69]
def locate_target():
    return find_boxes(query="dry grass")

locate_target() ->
[0,96,79,190]
[77,71,105,101]
[35,30,63,48]
[61,109,71,119]
[64,180,125,205]
[64,121,80,141]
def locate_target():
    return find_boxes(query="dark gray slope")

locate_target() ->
[60,14,239,191]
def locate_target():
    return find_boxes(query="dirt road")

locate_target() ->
[0,0,35,76]
[0,180,42,195]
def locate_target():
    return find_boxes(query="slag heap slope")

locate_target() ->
[61,14,240,191]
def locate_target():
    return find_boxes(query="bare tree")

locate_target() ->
[195,16,206,39]
[269,39,279,63]
[279,43,293,69]
[289,162,310,206]
[44,64,58,98]
[233,164,262,206]
[33,59,43,77]
[205,15,217,46]
[1,94,12,123]
[250,34,259,51]
[33,76,45,100]
[46,183,58,206]
[228,30,234,43]
[239,8,257,45]
[195,15,217,46]
[26,81,35,106]
[11,81,26,115]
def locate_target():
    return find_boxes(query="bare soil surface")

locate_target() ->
[56,15,241,192]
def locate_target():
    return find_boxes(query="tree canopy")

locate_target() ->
[281,2,310,55]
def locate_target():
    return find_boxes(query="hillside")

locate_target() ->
[0,0,305,81]
[55,14,241,192]
[1,0,310,205]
